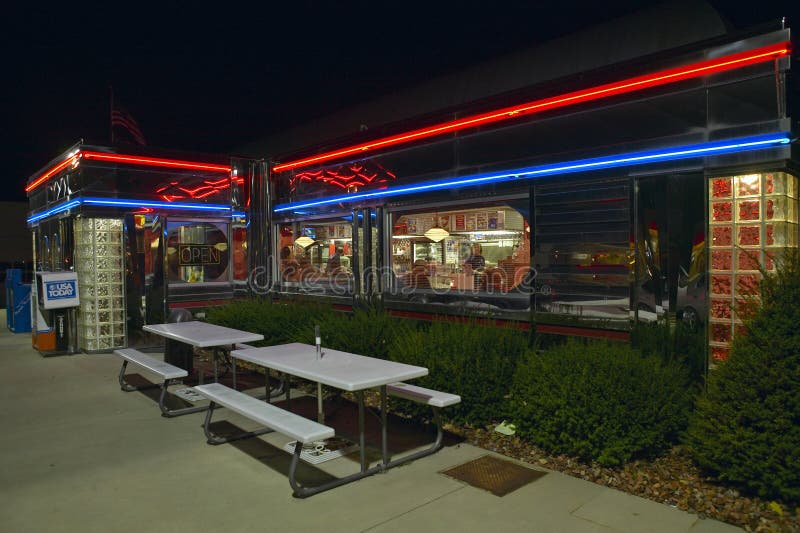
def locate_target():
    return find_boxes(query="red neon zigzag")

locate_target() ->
[291,162,395,190]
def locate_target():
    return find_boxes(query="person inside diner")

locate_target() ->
[404,259,432,289]
[280,246,301,281]
[327,245,343,274]
[297,253,319,281]
[463,243,486,271]
[463,243,487,291]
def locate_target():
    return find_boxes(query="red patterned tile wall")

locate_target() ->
[708,173,798,364]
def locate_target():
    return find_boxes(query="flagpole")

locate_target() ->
[109,85,114,145]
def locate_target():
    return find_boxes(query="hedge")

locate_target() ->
[685,251,800,503]
[388,319,528,426]
[510,338,693,466]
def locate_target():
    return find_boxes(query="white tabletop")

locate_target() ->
[231,343,428,391]
[143,321,264,348]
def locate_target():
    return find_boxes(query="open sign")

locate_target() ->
[178,244,222,266]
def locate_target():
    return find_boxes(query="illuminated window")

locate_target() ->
[388,201,531,311]
[276,218,355,296]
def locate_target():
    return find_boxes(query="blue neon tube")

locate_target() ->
[273,132,792,213]
[26,200,82,224]
[27,197,233,224]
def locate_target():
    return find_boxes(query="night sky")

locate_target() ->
[3,1,797,203]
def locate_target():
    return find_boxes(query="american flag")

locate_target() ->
[111,106,146,145]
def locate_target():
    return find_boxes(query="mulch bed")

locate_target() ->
[453,425,800,533]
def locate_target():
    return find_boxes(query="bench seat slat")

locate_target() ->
[387,382,461,408]
[193,383,334,444]
[114,348,187,380]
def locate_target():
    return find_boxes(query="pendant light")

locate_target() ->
[295,236,315,248]
[424,213,449,242]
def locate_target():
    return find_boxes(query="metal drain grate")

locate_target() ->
[440,455,547,497]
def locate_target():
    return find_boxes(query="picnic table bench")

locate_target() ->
[193,383,334,497]
[115,348,207,417]
[385,382,461,466]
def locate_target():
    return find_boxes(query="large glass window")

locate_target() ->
[634,174,706,327]
[387,200,531,313]
[232,218,248,283]
[276,217,355,296]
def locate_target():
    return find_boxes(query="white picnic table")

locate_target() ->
[143,321,264,381]
[230,342,428,477]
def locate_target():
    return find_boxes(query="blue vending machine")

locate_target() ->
[5,268,32,333]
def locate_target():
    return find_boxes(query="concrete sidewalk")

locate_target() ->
[0,317,740,532]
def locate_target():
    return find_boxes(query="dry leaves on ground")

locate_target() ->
[456,424,800,533]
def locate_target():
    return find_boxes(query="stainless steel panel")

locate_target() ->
[534,178,631,330]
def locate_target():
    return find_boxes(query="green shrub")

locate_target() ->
[288,298,420,359]
[388,319,528,426]
[685,251,800,503]
[531,331,568,350]
[510,338,692,466]
[632,319,707,383]
[208,297,421,359]
[206,297,333,346]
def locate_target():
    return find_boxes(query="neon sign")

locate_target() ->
[291,161,396,192]
[272,42,791,173]
[27,197,233,224]
[273,132,792,213]
[25,150,231,193]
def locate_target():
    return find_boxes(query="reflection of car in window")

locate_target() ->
[677,268,706,330]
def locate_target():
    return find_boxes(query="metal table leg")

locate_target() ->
[212,347,219,382]
[357,390,366,472]
[289,441,383,498]
[380,385,388,470]
[119,361,206,417]
[118,360,160,392]
[383,406,445,468]
[285,373,291,410]
[231,350,237,390]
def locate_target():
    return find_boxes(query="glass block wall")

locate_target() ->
[708,172,798,362]
[73,218,126,352]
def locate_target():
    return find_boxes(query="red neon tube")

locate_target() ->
[26,151,232,193]
[25,153,80,193]
[273,41,790,173]
[82,152,231,173]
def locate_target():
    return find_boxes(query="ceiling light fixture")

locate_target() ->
[424,226,449,242]
[294,236,315,248]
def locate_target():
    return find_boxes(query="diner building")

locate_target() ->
[22,4,798,367]
[25,142,258,354]
[245,3,798,364]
